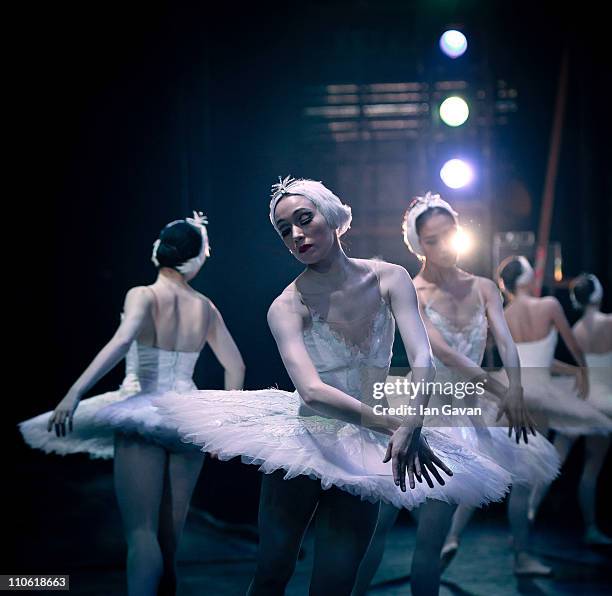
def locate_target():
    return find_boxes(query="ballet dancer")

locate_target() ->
[355,193,559,592]
[158,178,515,595]
[525,271,612,545]
[20,213,246,595]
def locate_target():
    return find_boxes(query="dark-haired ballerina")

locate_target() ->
[20,213,246,595]
[157,179,513,596]
[525,271,612,545]
[356,193,560,590]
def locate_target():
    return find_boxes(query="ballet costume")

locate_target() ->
[422,301,561,488]
[156,261,513,510]
[584,351,612,418]
[19,340,202,458]
[511,330,612,436]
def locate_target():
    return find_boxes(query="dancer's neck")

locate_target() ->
[513,286,533,300]
[420,261,461,287]
[582,304,601,318]
[157,268,190,289]
[302,241,354,288]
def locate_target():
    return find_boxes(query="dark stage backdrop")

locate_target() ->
[14,1,611,528]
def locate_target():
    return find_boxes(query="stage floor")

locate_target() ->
[11,451,612,595]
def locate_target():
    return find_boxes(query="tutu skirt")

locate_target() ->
[19,388,199,459]
[155,388,514,509]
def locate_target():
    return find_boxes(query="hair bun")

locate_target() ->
[155,241,181,267]
[570,273,603,310]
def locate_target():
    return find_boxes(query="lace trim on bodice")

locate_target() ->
[297,261,394,363]
[424,302,488,365]
[305,292,392,360]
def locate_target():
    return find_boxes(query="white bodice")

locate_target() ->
[301,294,395,407]
[132,343,199,393]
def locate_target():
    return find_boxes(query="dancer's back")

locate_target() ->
[136,281,212,353]
[573,311,612,354]
[504,296,557,343]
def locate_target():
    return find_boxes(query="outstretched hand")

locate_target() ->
[574,368,589,400]
[495,386,537,444]
[383,425,453,491]
[47,391,80,437]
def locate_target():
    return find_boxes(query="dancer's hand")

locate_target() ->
[574,368,589,400]
[47,391,80,437]
[383,426,453,491]
[495,385,536,444]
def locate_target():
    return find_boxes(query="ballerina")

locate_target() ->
[570,274,612,417]
[19,213,245,596]
[355,193,559,592]
[157,177,514,595]
[525,271,612,545]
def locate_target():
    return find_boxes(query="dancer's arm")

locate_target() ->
[267,294,399,435]
[548,297,589,398]
[384,263,436,422]
[206,301,246,390]
[480,278,537,442]
[48,286,153,435]
[381,263,453,490]
[551,359,579,376]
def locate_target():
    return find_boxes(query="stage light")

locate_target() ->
[439,96,469,126]
[439,30,467,59]
[440,159,474,189]
[452,227,474,255]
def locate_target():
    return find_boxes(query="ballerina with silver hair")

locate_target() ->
[525,272,612,545]
[19,213,246,596]
[355,192,561,591]
[157,177,517,595]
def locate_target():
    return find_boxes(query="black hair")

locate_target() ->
[570,273,598,309]
[497,256,526,295]
[415,206,456,236]
[155,221,202,269]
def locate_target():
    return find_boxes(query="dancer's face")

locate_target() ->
[274,195,336,264]
[418,213,459,268]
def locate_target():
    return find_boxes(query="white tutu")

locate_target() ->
[19,343,203,458]
[423,302,561,488]
[584,352,612,417]
[19,388,130,459]
[156,275,516,510]
[157,388,512,509]
[435,420,560,487]
[507,330,612,436]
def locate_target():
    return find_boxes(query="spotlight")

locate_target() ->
[452,227,474,255]
[439,96,469,127]
[439,30,467,59]
[440,159,474,189]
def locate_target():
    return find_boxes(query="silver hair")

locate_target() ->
[269,176,352,237]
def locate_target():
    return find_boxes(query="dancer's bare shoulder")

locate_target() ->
[123,285,156,310]
[593,312,612,336]
[196,292,221,316]
[412,272,436,305]
[363,260,420,305]
[473,275,499,298]
[267,284,309,329]
[365,259,412,284]
[364,259,407,277]
[596,311,612,324]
